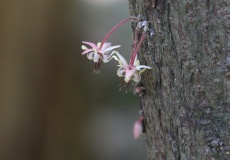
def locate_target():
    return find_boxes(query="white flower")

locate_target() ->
[113,52,152,83]
[81,41,120,63]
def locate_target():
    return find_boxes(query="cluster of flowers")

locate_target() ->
[81,17,152,84]
[81,17,151,139]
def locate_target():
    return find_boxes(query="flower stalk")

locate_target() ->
[130,21,149,66]
[99,16,137,50]
[113,20,151,84]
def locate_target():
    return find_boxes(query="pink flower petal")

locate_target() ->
[101,42,111,50]
[102,45,121,53]
[82,49,94,55]
[115,52,128,68]
[117,68,125,77]
[93,53,100,62]
[82,41,99,50]
[87,52,94,60]
[136,65,152,70]
[124,67,136,83]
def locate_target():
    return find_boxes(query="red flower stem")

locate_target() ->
[99,16,137,50]
[132,26,140,54]
[129,30,146,66]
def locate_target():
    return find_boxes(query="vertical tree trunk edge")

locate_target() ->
[129,0,230,159]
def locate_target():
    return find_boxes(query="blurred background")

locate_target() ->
[0,0,146,159]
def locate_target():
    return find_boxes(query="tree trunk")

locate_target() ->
[129,0,230,159]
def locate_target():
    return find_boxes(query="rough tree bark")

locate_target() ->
[129,0,230,159]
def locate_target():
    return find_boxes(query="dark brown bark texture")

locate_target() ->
[129,0,230,159]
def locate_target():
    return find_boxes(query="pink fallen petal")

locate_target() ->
[133,120,142,139]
